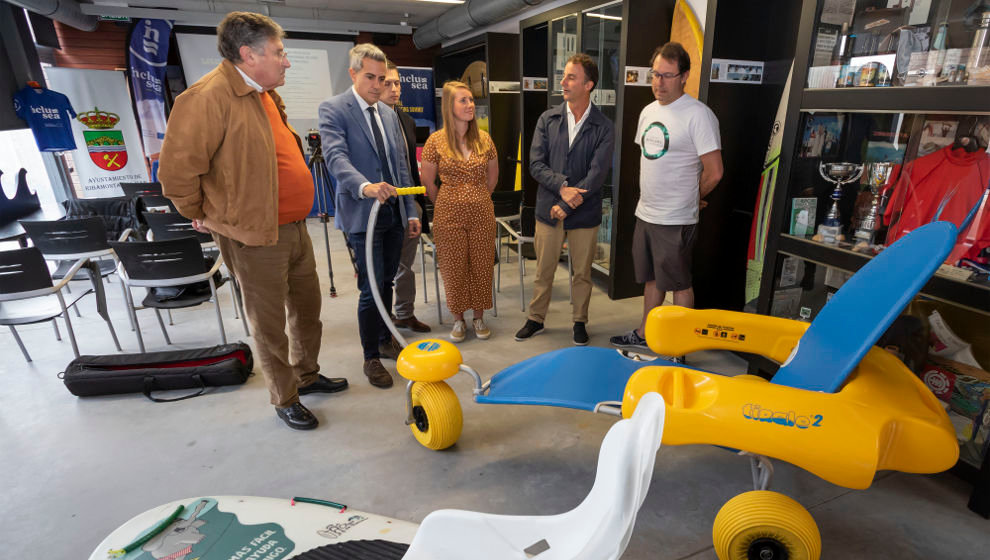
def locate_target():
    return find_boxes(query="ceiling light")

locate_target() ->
[416,0,466,4]
[586,13,622,21]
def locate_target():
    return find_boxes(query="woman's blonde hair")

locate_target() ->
[440,81,484,161]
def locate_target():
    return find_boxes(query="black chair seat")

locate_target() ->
[52,258,116,279]
[140,276,228,309]
[0,289,91,325]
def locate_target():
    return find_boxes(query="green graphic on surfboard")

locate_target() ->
[123,498,294,560]
[745,65,794,306]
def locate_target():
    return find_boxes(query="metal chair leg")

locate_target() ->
[496,231,502,292]
[122,284,145,353]
[53,319,61,341]
[121,281,136,332]
[230,279,250,337]
[518,238,525,312]
[154,308,173,345]
[209,278,228,345]
[105,316,123,352]
[9,326,31,362]
[73,302,82,318]
[56,291,80,358]
[420,236,428,304]
[167,308,174,326]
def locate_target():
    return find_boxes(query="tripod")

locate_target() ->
[307,132,358,297]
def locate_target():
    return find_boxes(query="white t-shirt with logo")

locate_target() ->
[634,94,721,225]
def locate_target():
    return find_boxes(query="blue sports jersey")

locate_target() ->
[12,86,77,152]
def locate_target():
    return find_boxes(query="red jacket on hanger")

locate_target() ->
[884,146,989,258]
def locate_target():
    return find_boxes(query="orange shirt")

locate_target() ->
[260,92,314,224]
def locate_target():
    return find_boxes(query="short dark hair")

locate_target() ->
[650,42,690,75]
[566,53,599,91]
[217,12,284,63]
[386,60,398,72]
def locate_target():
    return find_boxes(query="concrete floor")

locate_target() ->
[1,220,986,559]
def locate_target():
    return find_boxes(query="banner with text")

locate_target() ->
[46,67,149,197]
[397,66,435,131]
[128,18,172,159]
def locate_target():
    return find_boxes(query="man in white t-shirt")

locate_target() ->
[610,42,723,357]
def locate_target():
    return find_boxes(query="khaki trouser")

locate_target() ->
[527,219,599,324]
[214,221,322,408]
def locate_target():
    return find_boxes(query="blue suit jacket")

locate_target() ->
[318,89,415,234]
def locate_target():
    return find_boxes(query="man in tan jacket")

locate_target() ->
[159,12,346,430]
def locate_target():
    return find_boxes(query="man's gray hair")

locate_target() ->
[217,12,285,63]
[349,43,387,72]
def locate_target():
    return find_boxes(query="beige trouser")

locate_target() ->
[214,221,322,408]
[527,219,599,324]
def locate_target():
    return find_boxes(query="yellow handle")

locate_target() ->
[395,186,426,195]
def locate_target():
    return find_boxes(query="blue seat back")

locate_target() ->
[772,221,958,393]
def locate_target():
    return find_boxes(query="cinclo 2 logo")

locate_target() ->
[742,403,823,429]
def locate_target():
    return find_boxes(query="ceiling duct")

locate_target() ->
[413,0,544,49]
[7,0,98,32]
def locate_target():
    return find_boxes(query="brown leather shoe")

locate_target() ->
[363,358,393,388]
[378,336,404,360]
[394,315,432,333]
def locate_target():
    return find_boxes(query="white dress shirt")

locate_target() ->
[566,101,593,148]
[352,86,398,196]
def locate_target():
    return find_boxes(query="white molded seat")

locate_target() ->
[402,392,666,560]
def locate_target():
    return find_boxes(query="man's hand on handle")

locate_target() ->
[363,182,398,203]
[408,218,421,238]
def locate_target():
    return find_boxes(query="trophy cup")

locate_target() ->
[816,162,865,245]
[853,162,894,246]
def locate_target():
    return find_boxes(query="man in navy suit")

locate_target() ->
[318,43,420,388]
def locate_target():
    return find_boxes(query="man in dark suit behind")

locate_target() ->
[380,61,431,333]
[318,44,420,389]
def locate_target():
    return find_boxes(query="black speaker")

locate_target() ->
[372,32,399,46]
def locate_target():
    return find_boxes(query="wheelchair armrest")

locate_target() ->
[644,306,808,363]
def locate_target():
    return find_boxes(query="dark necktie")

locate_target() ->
[366,106,395,186]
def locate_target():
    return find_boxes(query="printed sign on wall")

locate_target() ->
[397,66,436,131]
[46,68,149,197]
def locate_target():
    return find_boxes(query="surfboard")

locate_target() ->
[90,496,418,560]
[670,0,704,99]
[745,64,794,307]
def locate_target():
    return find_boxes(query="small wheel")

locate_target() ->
[712,490,821,560]
[409,381,462,450]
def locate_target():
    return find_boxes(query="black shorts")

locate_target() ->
[632,218,697,291]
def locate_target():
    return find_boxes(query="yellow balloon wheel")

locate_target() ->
[409,381,462,450]
[712,491,821,560]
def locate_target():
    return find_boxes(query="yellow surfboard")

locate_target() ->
[670,0,704,99]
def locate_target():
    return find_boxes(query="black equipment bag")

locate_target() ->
[63,343,253,402]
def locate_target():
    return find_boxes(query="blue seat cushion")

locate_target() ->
[477,347,681,411]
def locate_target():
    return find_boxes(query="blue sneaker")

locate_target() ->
[609,329,648,351]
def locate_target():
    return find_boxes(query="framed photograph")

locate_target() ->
[918,118,959,157]
[790,197,817,236]
[799,114,844,158]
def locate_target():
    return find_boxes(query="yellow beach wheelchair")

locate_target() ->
[369,191,960,560]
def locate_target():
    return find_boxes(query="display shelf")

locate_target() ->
[802,85,990,114]
[777,234,990,316]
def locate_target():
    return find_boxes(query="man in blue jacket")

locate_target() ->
[318,44,420,388]
[515,53,615,346]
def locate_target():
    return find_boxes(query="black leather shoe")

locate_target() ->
[573,322,589,346]
[298,374,349,395]
[276,402,318,430]
[363,358,393,388]
[378,336,403,361]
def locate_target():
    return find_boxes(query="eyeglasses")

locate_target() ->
[648,70,682,81]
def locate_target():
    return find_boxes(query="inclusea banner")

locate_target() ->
[128,18,173,159]
[46,68,149,197]
[397,66,435,131]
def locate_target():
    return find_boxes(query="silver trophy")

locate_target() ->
[853,162,895,245]
[816,162,864,244]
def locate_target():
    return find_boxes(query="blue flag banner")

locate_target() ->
[397,66,435,131]
[128,19,172,158]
